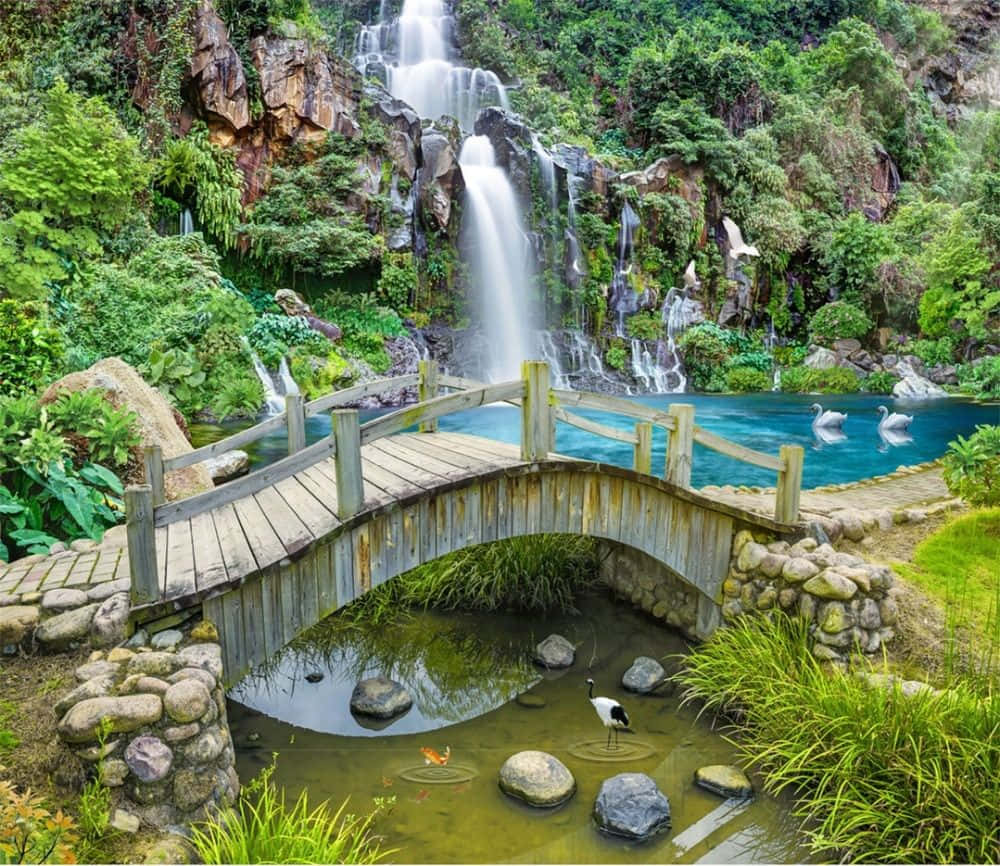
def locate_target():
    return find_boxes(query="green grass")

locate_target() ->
[190,758,395,864]
[893,508,1000,673]
[0,700,18,754]
[341,534,598,625]
[673,615,1000,864]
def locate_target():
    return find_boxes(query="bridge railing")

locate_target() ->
[125,358,803,605]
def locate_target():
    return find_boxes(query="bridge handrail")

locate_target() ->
[305,374,420,417]
[125,358,803,605]
[360,380,526,445]
[693,426,784,472]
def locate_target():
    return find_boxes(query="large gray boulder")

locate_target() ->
[350,676,412,719]
[593,773,671,840]
[891,360,947,399]
[533,634,575,669]
[498,751,576,807]
[90,592,131,648]
[621,657,666,693]
[35,603,99,650]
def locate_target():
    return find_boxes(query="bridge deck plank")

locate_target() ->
[254,486,313,557]
[232,496,286,574]
[295,464,340,516]
[372,436,475,478]
[430,432,525,463]
[190,511,228,593]
[367,438,465,485]
[273,476,339,539]
[389,432,503,470]
[361,457,428,499]
[163,519,196,600]
[211,503,257,577]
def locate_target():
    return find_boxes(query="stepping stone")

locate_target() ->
[622,656,665,693]
[533,634,574,668]
[593,772,671,840]
[350,676,412,719]
[499,751,575,807]
[694,765,753,799]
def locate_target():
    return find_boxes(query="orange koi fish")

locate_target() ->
[420,745,451,766]
[415,789,431,803]
[381,776,394,788]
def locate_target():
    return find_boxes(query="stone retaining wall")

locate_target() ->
[600,528,899,665]
[54,629,239,831]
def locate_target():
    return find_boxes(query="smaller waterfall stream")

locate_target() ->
[179,208,194,236]
[610,203,641,336]
[459,136,537,382]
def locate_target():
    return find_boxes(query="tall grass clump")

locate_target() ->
[190,758,395,864]
[342,534,598,624]
[673,615,1000,864]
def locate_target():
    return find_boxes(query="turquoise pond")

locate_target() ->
[192,393,999,489]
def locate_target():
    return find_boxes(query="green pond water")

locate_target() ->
[227,593,813,863]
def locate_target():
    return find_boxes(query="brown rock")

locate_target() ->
[189,0,250,135]
[0,605,39,645]
[40,359,212,501]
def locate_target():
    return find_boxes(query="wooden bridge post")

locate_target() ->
[775,444,804,523]
[520,360,550,461]
[666,403,694,487]
[331,409,364,519]
[286,393,306,455]
[125,484,159,605]
[142,445,165,507]
[633,421,653,475]
[418,359,439,433]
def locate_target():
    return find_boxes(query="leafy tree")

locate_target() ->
[0,300,63,396]
[0,80,149,298]
[823,212,893,312]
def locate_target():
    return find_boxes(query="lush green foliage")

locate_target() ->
[157,124,244,250]
[725,366,770,392]
[246,314,333,369]
[0,299,63,396]
[0,80,149,299]
[189,757,394,865]
[625,311,662,341]
[863,370,899,394]
[780,365,861,393]
[674,614,1000,864]
[213,378,266,421]
[605,344,627,371]
[808,301,872,345]
[376,253,417,310]
[1,776,79,864]
[345,535,598,625]
[678,323,731,391]
[45,389,140,468]
[892,509,1000,658]
[942,425,1000,507]
[957,356,1000,400]
[314,292,406,373]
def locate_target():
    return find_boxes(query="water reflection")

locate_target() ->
[811,426,847,449]
[230,612,539,736]
[877,426,914,452]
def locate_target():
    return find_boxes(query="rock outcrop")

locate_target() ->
[188,1,250,137]
[417,120,464,232]
[40,358,213,501]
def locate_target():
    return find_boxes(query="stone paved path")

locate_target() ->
[0,463,952,605]
[701,462,950,520]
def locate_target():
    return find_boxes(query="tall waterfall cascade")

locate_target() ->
[459,136,537,381]
[354,0,508,131]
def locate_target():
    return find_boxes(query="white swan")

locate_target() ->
[877,405,913,431]
[811,403,847,429]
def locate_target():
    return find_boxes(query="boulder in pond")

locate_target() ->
[350,676,412,719]
[498,750,575,807]
[694,765,753,799]
[533,634,574,668]
[593,772,671,840]
[622,656,665,693]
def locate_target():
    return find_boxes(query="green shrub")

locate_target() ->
[143,346,207,418]
[673,614,1000,864]
[942,425,1000,506]
[605,345,627,371]
[289,349,352,400]
[726,366,771,392]
[345,535,598,625]
[957,356,1000,400]
[376,252,416,311]
[190,757,393,865]
[46,390,139,468]
[0,299,63,396]
[780,365,860,393]
[864,370,900,394]
[808,301,872,345]
[727,351,772,372]
[773,343,809,366]
[212,378,265,422]
[678,323,731,391]
[246,314,332,369]
[906,336,956,367]
[625,311,662,341]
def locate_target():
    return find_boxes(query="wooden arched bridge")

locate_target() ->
[125,361,804,682]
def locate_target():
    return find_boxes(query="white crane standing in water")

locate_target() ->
[586,678,630,750]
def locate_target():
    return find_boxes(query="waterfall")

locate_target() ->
[179,208,194,236]
[278,357,300,397]
[537,330,570,389]
[656,289,688,393]
[248,350,285,416]
[459,136,536,381]
[539,329,629,394]
[354,0,508,131]
[610,202,641,336]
